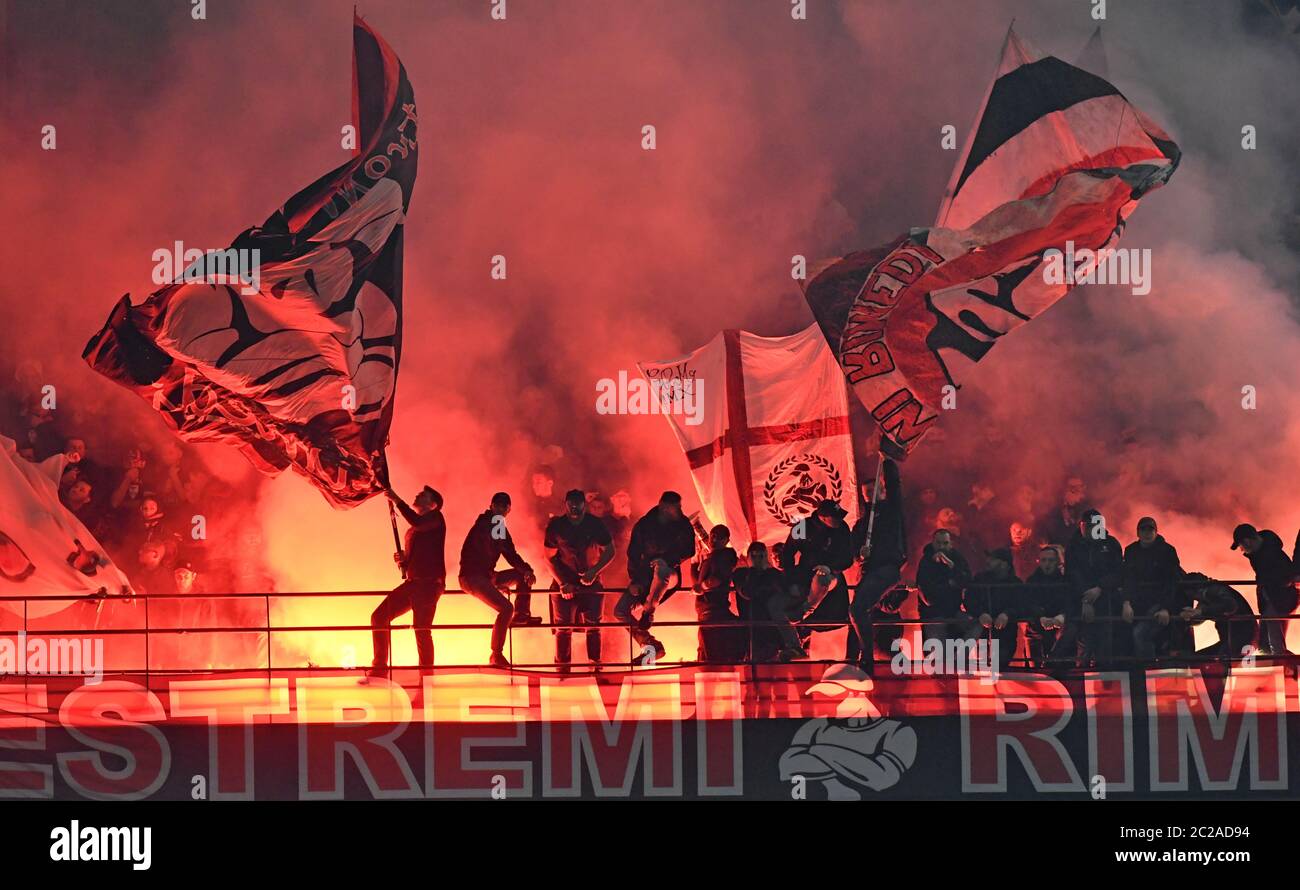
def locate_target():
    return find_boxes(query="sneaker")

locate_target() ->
[637,637,666,664]
[358,666,387,685]
[511,612,543,627]
[489,652,511,669]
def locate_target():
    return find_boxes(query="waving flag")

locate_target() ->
[935,27,1174,229]
[83,15,417,507]
[638,326,858,549]
[808,29,1178,455]
[0,437,134,618]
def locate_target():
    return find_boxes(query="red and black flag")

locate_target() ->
[805,28,1178,456]
[83,15,417,507]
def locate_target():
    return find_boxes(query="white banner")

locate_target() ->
[638,325,859,550]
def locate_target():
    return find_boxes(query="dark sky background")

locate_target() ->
[2,0,1298,610]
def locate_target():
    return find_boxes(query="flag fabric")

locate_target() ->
[0,436,134,618]
[935,27,1174,229]
[808,30,1178,455]
[638,326,859,550]
[83,15,417,508]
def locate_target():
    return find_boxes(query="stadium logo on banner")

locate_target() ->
[762,453,843,523]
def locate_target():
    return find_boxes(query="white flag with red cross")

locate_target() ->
[638,326,859,551]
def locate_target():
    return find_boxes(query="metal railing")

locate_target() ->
[0,577,1293,685]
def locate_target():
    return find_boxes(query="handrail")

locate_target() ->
[1,579,1291,678]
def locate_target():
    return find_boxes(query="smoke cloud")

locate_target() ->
[2,0,1297,662]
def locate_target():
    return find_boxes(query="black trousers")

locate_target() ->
[458,570,522,655]
[799,572,857,661]
[371,578,444,669]
[552,583,603,664]
[850,564,902,667]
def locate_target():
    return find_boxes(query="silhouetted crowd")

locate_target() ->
[368,456,1300,675]
[2,359,277,602]
[7,355,1297,676]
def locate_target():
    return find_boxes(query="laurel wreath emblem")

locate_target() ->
[762,452,844,524]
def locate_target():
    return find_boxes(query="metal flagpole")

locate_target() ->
[376,449,406,578]
[863,450,885,553]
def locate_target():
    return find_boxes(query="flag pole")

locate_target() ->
[375,448,405,578]
[863,449,885,555]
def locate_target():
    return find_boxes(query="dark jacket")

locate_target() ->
[1023,567,1070,621]
[1187,577,1253,623]
[734,565,788,608]
[544,513,613,586]
[1065,531,1124,609]
[782,518,854,584]
[965,568,1024,619]
[1122,536,1183,612]
[1246,530,1298,613]
[915,544,972,616]
[394,500,446,581]
[696,547,739,617]
[459,510,531,578]
[627,506,696,580]
[850,458,907,571]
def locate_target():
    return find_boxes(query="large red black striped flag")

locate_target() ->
[805,28,1178,454]
[83,15,417,507]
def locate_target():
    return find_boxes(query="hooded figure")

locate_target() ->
[784,498,856,660]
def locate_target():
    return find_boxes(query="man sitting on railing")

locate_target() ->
[459,492,538,664]
[616,491,695,663]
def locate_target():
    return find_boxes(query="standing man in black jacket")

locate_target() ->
[849,457,906,672]
[1124,517,1184,661]
[1062,509,1125,668]
[916,528,973,646]
[784,499,856,659]
[1232,524,1297,657]
[545,489,615,671]
[615,491,696,661]
[735,541,802,662]
[368,483,446,678]
[458,492,536,668]
[693,525,741,663]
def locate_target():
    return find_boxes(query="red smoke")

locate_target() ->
[3,1,1298,665]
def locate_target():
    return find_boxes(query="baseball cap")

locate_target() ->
[1230,523,1258,550]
